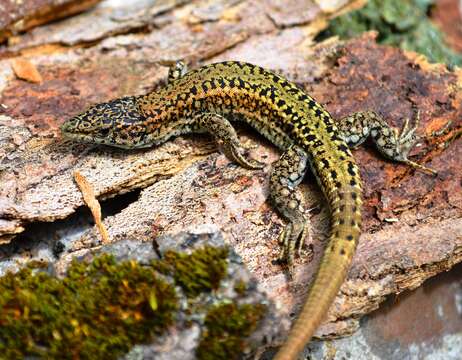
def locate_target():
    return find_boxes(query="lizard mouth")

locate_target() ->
[61,128,106,145]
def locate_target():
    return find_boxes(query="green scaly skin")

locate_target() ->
[61,61,433,360]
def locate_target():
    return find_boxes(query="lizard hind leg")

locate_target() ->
[269,145,310,265]
[337,110,436,175]
[191,113,265,170]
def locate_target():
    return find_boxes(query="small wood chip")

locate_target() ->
[11,58,43,83]
[74,171,110,244]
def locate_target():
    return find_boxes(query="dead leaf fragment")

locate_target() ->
[74,171,110,244]
[11,58,43,83]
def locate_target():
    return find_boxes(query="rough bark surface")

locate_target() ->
[0,0,102,44]
[0,0,461,346]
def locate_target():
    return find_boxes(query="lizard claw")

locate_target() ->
[222,141,265,169]
[397,111,437,176]
[277,219,310,266]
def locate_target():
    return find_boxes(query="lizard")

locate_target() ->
[61,61,435,360]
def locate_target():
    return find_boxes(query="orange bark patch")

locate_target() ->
[11,58,43,83]
[74,170,110,244]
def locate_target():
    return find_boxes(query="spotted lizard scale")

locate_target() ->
[61,61,434,360]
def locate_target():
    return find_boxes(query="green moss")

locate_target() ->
[153,246,229,298]
[0,245,261,359]
[320,0,462,66]
[233,280,248,296]
[0,254,178,359]
[196,302,267,360]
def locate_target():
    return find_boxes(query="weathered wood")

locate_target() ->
[0,0,101,44]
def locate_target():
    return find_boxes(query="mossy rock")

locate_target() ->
[0,254,178,359]
[321,0,461,66]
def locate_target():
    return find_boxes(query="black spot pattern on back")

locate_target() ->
[63,62,365,360]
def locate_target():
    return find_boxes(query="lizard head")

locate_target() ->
[61,96,149,149]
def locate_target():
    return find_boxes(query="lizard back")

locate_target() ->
[139,62,363,359]
[61,61,363,360]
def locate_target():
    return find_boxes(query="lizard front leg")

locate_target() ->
[158,60,189,82]
[191,113,264,170]
[269,145,310,265]
[337,110,436,175]
[167,60,188,82]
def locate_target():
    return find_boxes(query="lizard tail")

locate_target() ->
[274,166,363,360]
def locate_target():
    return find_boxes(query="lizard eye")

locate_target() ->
[98,128,110,138]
